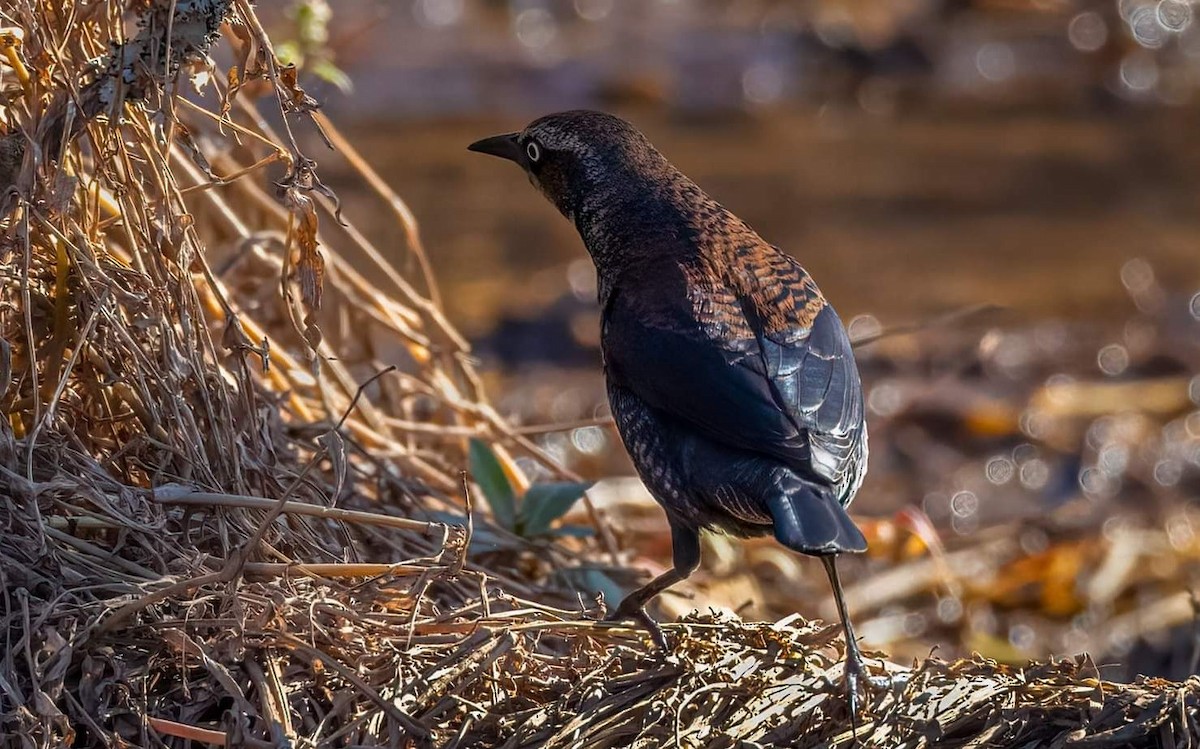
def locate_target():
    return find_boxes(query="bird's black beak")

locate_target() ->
[467,132,523,164]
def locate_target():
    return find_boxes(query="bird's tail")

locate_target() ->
[767,471,868,555]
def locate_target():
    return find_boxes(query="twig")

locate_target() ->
[513,415,616,435]
[152,488,440,533]
[271,633,432,741]
[147,716,229,747]
[240,562,432,579]
[312,110,443,309]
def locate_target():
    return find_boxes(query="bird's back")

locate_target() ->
[598,189,868,510]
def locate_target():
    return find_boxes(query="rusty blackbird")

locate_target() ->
[470,111,886,711]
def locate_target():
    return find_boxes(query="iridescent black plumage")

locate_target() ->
[470,111,885,712]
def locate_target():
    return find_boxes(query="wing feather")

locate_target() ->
[603,251,866,505]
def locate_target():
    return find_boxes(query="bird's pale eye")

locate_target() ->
[526,141,541,163]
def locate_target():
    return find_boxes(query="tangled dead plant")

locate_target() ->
[0,2,1196,748]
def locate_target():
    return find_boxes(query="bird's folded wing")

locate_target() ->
[603,278,864,499]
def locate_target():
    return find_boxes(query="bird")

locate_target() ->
[469,111,887,712]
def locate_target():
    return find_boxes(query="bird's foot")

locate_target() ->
[839,646,903,716]
[814,648,898,746]
[604,602,670,651]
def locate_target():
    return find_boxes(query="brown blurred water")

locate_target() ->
[324,105,1200,345]
[298,1,1200,345]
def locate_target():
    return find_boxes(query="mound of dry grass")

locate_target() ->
[0,2,1196,747]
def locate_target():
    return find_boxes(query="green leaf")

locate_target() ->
[468,439,517,531]
[517,481,594,537]
[551,524,595,539]
[312,59,353,94]
[427,511,516,554]
[556,567,626,611]
[275,40,301,67]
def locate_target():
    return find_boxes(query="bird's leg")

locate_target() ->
[606,522,701,650]
[822,554,892,716]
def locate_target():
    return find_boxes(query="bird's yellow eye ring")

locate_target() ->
[526,142,541,162]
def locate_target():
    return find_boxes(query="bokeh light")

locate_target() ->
[1069,11,1109,51]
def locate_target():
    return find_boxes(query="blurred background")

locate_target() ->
[263,0,1200,680]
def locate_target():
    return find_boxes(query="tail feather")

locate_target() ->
[767,473,867,555]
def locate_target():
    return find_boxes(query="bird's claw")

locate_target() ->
[604,603,670,650]
[602,599,638,623]
[844,653,867,717]
[840,646,899,716]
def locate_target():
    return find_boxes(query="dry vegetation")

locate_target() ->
[0,2,1197,747]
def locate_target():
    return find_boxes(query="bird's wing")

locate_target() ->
[603,251,865,502]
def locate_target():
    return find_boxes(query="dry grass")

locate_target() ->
[0,2,1196,747]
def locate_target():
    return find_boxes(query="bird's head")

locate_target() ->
[468,110,666,223]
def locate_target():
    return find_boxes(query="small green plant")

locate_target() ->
[467,438,594,542]
[275,0,352,93]
[456,440,624,605]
